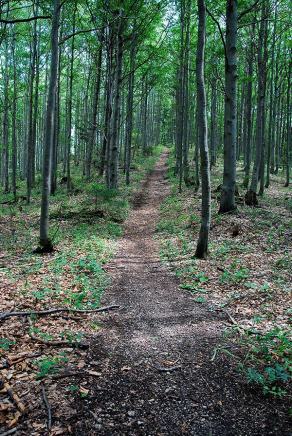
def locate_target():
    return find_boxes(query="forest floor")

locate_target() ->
[0,150,291,435]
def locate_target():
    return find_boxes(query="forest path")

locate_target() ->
[73,151,288,436]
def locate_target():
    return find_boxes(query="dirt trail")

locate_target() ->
[73,152,289,435]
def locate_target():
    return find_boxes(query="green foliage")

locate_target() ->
[35,353,68,379]
[239,328,292,397]
[220,261,250,284]
[0,338,16,351]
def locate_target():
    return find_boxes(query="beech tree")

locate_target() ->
[39,0,60,252]
[195,0,211,259]
[0,0,290,251]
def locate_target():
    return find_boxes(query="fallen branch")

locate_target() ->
[0,304,119,321]
[49,370,101,380]
[2,382,26,414]
[0,428,18,436]
[27,318,89,349]
[223,310,262,336]
[0,352,42,370]
[41,384,52,430]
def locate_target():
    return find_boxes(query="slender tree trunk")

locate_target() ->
[12,33,17,201]
[265,6,277,188]
[38,0,60,251]
[86,32,103,179]
[246,1,268,205]
[210,78,217,167]
[142,77,149,156]
[26,4,38,203]
[51,41,61,195]
[182,0,191,185]
[195,0,211,259]
[125,31,137,185]
[219,0,237,213]
[66,3,76,192]
[106,9,124,189]
[285,60,291,187]
[2,39,9,194]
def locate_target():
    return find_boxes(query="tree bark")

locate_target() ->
[195,0,211,259]
[39,0,60,251]
[85,31,103,179]
[245,0,268,205]
[124,31,137,185]
[219,0,237,213]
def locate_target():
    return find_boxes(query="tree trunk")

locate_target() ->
[243,22,255,188]
[12,33,17,201]
[285,61,291,187]
[195,0,211,259]
[26,3,38,203]
[210,78,217,167]
[2,39,9,194]
[219,0,237,213]
[106,10,123,189]
[245,1,268,205]
[38,0,60,252]
[125,31,137,185]
[86,31,103,180]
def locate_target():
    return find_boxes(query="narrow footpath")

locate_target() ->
[73,152,289,436]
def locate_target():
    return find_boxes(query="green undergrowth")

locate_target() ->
[217,328,292,398]
[157,148,292,400]
[1,146,164,312]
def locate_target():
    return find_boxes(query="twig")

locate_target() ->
[0,304,119,321]
[0,352,42,370]
[27,318,89,349]
[49,370,101,380]
[41,384,52,430]
[222,310,262,335]
[0,428,18,436]
[3,383,26,414]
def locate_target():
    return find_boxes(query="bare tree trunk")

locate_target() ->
[26,3,38,203]
[106,9,123,189]
[66,3,76,193]
[142,76,149,156]
[219,0,237,213]
[86,31,103,179]
[38,0,60,252]
[265,5,277,188]
[195,0,211,259]
[245,1,268,205]
[243,21,255,188]
[210,78,217,167]
[285,60,291,187]
[51,41,61,195]
[2,39,9,194]
[182,0,191,185]
[12,33,17,201]
[125,31,137,185]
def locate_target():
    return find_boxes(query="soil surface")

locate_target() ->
[72,152,290,436]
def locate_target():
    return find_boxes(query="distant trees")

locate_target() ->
[0,0,290,254]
